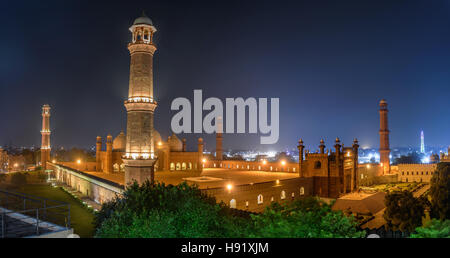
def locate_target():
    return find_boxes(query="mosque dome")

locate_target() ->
[112,131,126,151]
[153,130,162,144]
[133,13,153,26]
[168,133,182,152]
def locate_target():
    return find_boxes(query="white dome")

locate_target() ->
[153,130,162,144]
[113,131,126,151]
[168,133,182,152]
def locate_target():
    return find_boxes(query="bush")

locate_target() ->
[249,197,365,238]
[410,219,450,238]
[95,181,248,238]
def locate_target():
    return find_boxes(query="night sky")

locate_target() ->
[1,0,450,152]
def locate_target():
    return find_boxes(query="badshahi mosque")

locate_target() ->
[39,14,415,212]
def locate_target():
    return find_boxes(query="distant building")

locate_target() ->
[420,130,425,153]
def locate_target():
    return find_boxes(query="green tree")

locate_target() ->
[249,197,365,238]
[430,162,450,220]
[384,191,427,232]
[95,181,248,238]
[410,219,450,238]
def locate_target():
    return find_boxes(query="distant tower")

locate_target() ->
[379,99,390,175]
[420,130,425,153]
[297,139,304,177]
[40,104,51,170]
[96,136,102,172]
[123,13,158,185]
[106,135,113,173]
[216,133,223,160]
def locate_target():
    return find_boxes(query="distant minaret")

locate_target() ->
[420,130,425,153]
[216,116,223,160]
[379,99,390,175]
[123,13,158,185]
[41,104,51,170]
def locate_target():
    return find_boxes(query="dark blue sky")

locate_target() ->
[1,0,449,152]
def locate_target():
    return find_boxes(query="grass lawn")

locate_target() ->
[12,184,96,238]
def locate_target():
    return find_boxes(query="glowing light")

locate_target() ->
[262,160,267,165]
[158,141,162,146]
[131,153,138,160]
[276,179,280,184]
[366,164,371,169]
[379,163,383,167]
[347,152,351,157]
[14,163,18,167]
[226,184,232,190]
[422,157,430,164]
[52,159,56,163]
[77,159,81,164]
[281,160,286,166]
[202,158,207,163]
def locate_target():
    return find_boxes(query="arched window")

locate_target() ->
[245,201,249,208]
[170,163,175,170]
[213,163,216,168]
[230,199,236,209]
[314,161,321,169]
[188,162,192,170]
[247,165,250,170]
[281,191,286,200]
[182,162,186,170]
[293,167,296,172]
[176,162,181,170]
[271,196,274,202]
[300,187,305,195]
[291,192,295,199]
[257,194,263,204]
[258,166,261,170]
[113,163,119,172]
[270,166,273,171]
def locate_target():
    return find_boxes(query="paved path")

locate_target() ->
[413,184,430,198]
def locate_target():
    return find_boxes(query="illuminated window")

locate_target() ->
[300,187,305,195]
[257,194,263,204]
[281,191,286,200]
[271,196,274,202]
[182,162,186,170]
[230,199,236,209]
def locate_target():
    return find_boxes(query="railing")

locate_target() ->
[0,189,71,238]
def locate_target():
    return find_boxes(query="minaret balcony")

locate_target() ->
[124,98,157,112]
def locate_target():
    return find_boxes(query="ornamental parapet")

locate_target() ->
[124,100,157,112]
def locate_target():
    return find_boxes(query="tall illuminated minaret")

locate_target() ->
[379,99,390,175]
[420,130,425,153]
[40,104,51,170]
[123,13,158,185]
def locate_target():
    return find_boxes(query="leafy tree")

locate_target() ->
[384,191,428,232]
[95,181,249,238]
[249,197,365,238]
[410,219,450,238]
[430,162,450,220]
[10,172,27,186]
